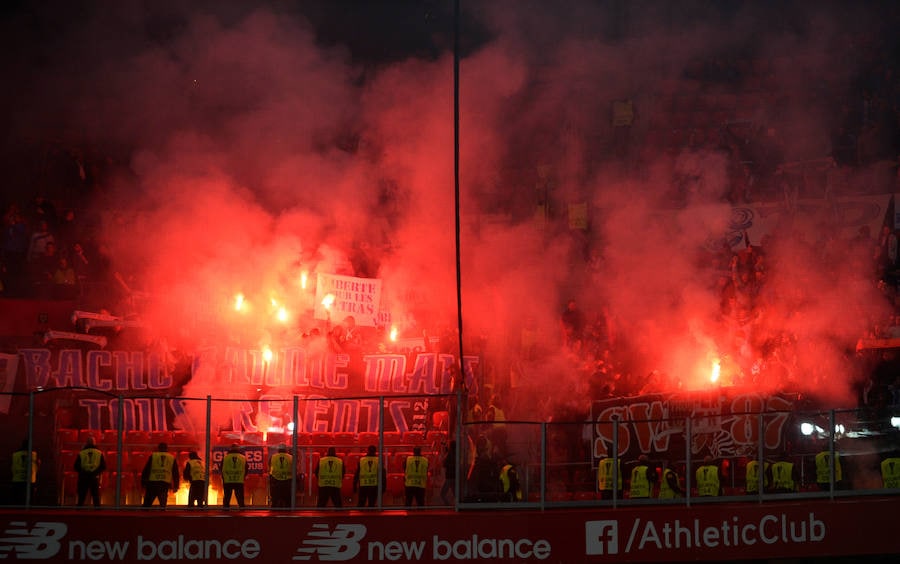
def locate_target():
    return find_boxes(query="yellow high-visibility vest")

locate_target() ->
[597,457,622,491]
[815,452,842,483]
[148,452,175,483]
[658,468,682,499]
[222,453,247,484]
[11,450,38,483]
[318,456,343,487]
[771,461,795,491]
[745,460,770,494]
[358,456,380,487]
[269,453,293,481]
[187,459,205,482]
[881,458,900,488]
[78,448,103,473]
[629,465,651,498]
[404,455,428,488]
[696,465,720,496]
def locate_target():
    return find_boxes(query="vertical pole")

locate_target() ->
[377,396,385,509]
[828,410,836,500]
[205,395,212,507]
[685,417,692,508]
[25,391,35,507]
[291,395,299,510]
[612,418,619,508]
[540,422,547,508]
[756,411,764,501]
[454,388,463,510]
[116,396,124,508]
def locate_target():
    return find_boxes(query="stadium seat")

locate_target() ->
[390,452,412,473]
[57,428,79,448]
[60,471,79,505]
[387,473,406,501]
[382,431,403,446]
[101,429,121,446]
[124,430,150,448]
[341,474,355,498]
[148,430,173,444]
[310,432,333,447]
[357,432,379,446]
[171,430,195,447]
[59,449,79,472]
[333,432,356,448]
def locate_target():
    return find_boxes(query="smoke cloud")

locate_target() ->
[4,0,897,417]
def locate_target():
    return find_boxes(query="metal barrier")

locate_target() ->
[3,389,899,510]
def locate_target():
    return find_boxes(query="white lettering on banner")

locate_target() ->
[431,535,551,560]
[68,539,129,560]
[0,521,67,560]
[135,536,260,560]
[67,536,259,561]
[586,513,826,555]
[293,524,551,561]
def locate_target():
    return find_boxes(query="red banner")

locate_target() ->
[2,497,896,562]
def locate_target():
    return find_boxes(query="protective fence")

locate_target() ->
[2,389,899,509]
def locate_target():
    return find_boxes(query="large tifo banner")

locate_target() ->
[3,498,899,562]
[591,391,800,461]
[13,346,478,434]
[314,273,383,327]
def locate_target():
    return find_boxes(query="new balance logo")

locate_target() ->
[293,524,366,561]
[585,520,618,555]
[0,521,67,560]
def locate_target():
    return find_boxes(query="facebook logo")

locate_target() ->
[585,520,618,555]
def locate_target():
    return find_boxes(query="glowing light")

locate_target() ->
[322,294,335,310]
[891,417,900,430]
[174,482,219,506]
[262,346,273,363]
[300,270,308,290]
[800,422,814,436]
[287,421,295,432]
[276,307,289,323]
[234,293,245,312]
[709,359,721,384]
[389,325,398,342]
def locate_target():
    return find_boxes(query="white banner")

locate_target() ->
[0,352,18,414]
[314,273,383,327]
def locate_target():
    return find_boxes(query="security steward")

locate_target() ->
[696,456,723,497]
[499,460,522,502]
[74,436,106,507]
[815,449,843,491]
[771,459,798,493]
[596,455,622,500]
[628,454,657,499]
[10,440,40,505]
[880,453,900,489]
[745,459,771,495]
[141,442,178,508]
[221,444,248,509]
[353,445,386,508]
[183,451,206,507]
[658,465,684,499]
[268,444,294,508]
[316,447,344,507]
[404,446,429,507]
